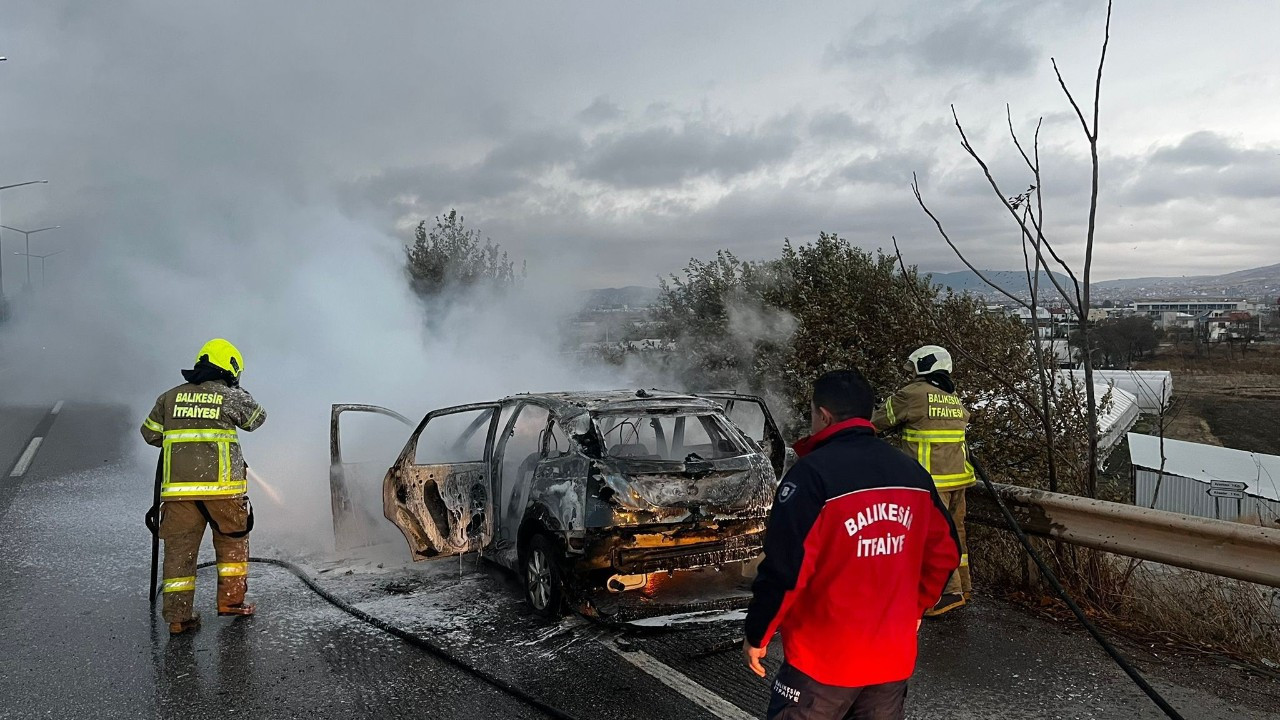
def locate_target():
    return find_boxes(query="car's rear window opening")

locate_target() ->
[594,412,746,461]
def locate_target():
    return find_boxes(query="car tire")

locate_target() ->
[523,532,565,617]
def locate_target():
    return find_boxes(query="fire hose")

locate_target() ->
[158,557,585,720]
[970,456,1185,720]
[147,468,583,720]
[144,465,1184,718]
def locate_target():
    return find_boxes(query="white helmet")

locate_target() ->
[906,345,953,375]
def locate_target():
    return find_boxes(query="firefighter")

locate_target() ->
[744,369,960,719]
[141,338,266,635]
[871,345,973,617]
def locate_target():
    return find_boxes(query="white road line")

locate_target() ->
[605,640,757,720]
[51,401,64,415]
[10,437,44,477]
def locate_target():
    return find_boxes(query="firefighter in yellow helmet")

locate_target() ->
[141,339,266,634]
[871,345,973,616]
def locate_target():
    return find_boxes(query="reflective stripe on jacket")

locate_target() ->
[140,381,266,499]
[871,380,974,489]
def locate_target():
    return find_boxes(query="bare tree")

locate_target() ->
[911,1,1113,498]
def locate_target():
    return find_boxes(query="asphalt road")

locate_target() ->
[1,401,1277,720]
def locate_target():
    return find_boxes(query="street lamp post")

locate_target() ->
[0,180,50,301]
[12,251,63,287]
[1,225,60,289]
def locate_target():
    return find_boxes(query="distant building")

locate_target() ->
[1131,299,1248,315]
[1153,311,1197,331]
[1129,434,1280,527]
[1015,307,1053,337]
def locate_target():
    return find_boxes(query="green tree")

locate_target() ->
[404,210,524,298]
[651,234,1068,491]
[1071,316,1158,367]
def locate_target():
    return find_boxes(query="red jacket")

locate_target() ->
[745,418,960,687]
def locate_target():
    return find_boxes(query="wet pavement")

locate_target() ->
[2,402,1278,719]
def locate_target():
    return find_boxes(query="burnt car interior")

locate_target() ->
[597,413,745,462]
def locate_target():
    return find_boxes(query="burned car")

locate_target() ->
[329,390,787,615]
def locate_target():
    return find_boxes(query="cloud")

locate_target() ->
[576,120,801,188]
[483,129,586,173]
[827,6,1039,79]
[0,0,1277,316]
[808,111,879,142]
[577,97,623,125]
[1149,130,1247,169]
[1122,131,1280,204]
[837,151,935,187]
[353,164,524,212]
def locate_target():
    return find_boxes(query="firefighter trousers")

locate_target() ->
[937,487,971,597]
[159,497,251,623]
[767,663,908,720]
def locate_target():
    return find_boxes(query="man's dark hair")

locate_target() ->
[812,369,874,421]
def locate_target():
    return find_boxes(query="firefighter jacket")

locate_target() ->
[871,379,975,490]
[745,418,961,687]
[140,381,266,500]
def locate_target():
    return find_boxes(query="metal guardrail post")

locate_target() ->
[968,482,1280,589]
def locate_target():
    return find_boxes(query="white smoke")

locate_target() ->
[0,199,617,554]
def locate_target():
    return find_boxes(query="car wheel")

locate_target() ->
[523,532,564,617]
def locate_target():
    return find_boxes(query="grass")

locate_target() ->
[971,525,1280,669]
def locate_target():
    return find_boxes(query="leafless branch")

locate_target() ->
[1007,104,1037,173]
[1021,201,1081,304]
[1052,57,1093,140]
[1020,207,1061,493]
[910,175,1031,311]
[1007,108,1085,306]
[950,106,1082,314]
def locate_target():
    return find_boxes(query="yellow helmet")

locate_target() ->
[196,338,244,378]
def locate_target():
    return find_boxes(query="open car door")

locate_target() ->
[330,404,414,550]
[383,402,501,560]
[696,392,791,479]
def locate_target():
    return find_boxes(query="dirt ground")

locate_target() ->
[1136,343,1280,455]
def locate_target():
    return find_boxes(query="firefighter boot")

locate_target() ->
[169,613,202,635]
[218,602,255,617]
[216,566,255,616]
[217,574,255,616]
[924,593,966,617]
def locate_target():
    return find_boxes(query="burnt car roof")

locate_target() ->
[501,390,722,418]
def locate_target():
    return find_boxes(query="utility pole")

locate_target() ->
[11,251,63,286]
[1,225,59,290]
[0,181,50,302]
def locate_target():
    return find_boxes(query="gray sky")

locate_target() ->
[2,0,1279,292]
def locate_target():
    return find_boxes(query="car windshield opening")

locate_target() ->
[594,412,746,461]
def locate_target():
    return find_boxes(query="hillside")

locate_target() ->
[1091,262,1280,302]
[929,269,1071,296]
[580,286,660,309]
[931,263,1280,303]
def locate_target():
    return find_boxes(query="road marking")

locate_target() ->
[9,437,44,477]
[605,640,756,720]
[51,401,64,415]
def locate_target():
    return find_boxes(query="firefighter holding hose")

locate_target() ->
[141,338,266,635]
[872,345,974,616]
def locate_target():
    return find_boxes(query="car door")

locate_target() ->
[696,392,790,479]
[383,402,501,560]
[489,402,549,549]
[329,403,413,550]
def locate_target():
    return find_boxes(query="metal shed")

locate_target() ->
[1129,433,1280,527]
